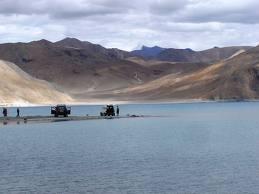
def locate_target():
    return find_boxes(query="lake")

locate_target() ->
[1,102,259,193]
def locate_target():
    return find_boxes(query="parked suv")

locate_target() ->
[51,105,71,117]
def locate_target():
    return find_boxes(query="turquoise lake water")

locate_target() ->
[1,102,259,193]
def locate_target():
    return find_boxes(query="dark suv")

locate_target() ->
[51,105,71,117]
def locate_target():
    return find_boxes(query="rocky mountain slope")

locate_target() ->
[113,46,259,101]
[0,60,72,105]
[55,38,128,60]
[0,38,155,97]
[0,38,258,104]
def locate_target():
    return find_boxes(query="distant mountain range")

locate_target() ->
[131,46,166,58]
[0,37,257,104]
[131,45,251,63]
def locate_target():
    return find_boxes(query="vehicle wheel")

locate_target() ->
[55,114,58,117]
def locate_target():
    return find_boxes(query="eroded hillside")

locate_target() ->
[0,60,72,105]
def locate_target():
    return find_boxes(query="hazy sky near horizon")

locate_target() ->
[0,0,258,51]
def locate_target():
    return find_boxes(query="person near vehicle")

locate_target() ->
[16,108,20,117]
[3,108,7,117]
[116,105,120,116]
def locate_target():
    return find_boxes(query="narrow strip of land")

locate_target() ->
[0,115,153,126]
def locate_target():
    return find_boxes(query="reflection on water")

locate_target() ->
[1,102,259,193]
[1,118,28,126]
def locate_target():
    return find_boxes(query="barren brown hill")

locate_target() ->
[0,38,219,101]
[127,57,209,76]
[0,60,72,105]
[106,46,259,101]
[0,39,155,98]
[55,37,128,60]
[0,38,257,103]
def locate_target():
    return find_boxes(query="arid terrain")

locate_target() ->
[0,60,72,105]
[0,38,258,105]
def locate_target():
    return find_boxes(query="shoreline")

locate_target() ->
[1,99,259,108]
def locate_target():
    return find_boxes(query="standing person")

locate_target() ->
[4,108,7,117]
[16,108,20,117]
[116,105,120,116]
[3,108,7,117]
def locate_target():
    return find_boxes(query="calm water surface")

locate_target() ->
[1,102,259,193]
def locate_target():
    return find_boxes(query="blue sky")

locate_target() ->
[0,0,258,51]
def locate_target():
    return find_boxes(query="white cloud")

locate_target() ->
[0,0,258,50]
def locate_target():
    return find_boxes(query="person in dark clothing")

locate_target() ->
[116,106,120,116]
[16,108,20,117]
[3,108,7,117]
